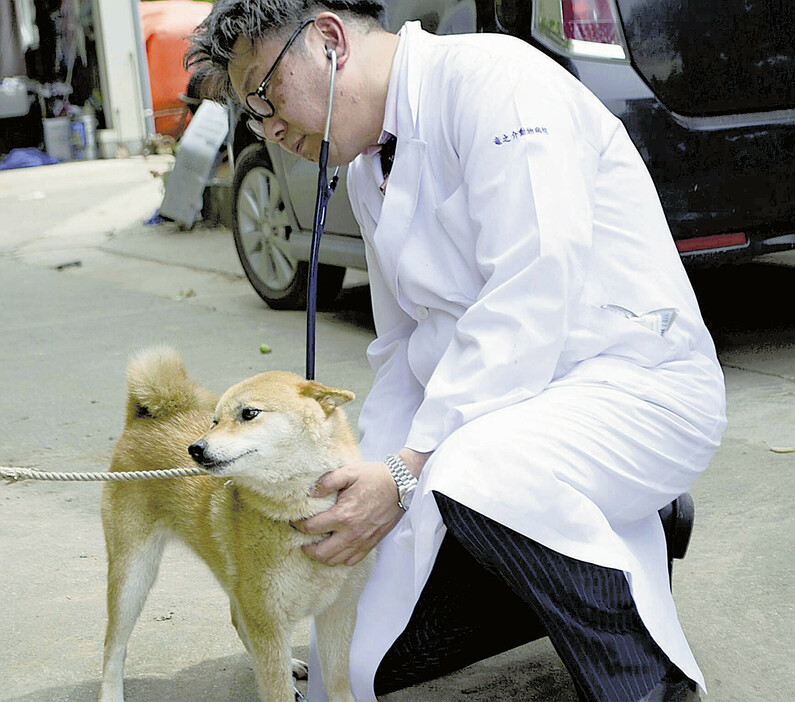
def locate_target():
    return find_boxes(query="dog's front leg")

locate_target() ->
[236,605,296,702]
[99,530,166,702]
[231,596,309,686]
[249,633,296,702]
[313,571,365,702]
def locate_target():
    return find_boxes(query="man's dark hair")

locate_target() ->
[185,0,387,102]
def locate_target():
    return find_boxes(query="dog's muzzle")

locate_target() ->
[189,442,255,472]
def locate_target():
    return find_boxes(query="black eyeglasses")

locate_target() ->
[245,18,315,138]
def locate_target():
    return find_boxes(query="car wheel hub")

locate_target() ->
[237,166,295,291]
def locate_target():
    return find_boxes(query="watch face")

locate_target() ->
[400,485,416,510]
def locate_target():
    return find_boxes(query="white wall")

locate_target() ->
[91,0,152,157]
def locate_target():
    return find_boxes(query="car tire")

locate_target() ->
[232,143,346,310]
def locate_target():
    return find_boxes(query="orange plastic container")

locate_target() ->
[139,0,211,138]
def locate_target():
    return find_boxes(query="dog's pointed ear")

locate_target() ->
[300,381,355,416]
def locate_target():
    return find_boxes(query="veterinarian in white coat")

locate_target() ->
[305,20,726,701]
[191,2,724,697]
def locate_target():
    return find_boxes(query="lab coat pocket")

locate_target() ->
[575,303,674,368]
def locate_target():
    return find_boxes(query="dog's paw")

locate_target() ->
[291,658,309,680]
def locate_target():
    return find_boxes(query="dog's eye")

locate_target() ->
[241,408,261,421]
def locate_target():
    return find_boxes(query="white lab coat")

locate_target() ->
[309,22,726,700]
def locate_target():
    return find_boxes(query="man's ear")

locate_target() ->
[300,380,355,416]
[313,12,350,69]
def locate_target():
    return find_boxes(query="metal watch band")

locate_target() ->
[385,454,418,510]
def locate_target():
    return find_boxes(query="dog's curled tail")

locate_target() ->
[125,346,216,424]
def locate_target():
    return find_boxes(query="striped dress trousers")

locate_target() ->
[374,492,688,701]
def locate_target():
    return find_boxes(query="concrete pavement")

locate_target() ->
[0,157,793,701]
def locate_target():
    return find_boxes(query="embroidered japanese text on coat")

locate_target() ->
[494,127,549,145]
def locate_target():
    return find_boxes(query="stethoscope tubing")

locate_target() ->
[305,48,340,380]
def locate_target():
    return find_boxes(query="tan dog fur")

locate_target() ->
[99,347,370,702]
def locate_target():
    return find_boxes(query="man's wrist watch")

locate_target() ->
[385,454,418,511]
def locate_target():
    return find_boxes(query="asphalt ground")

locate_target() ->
[0,157,792,701]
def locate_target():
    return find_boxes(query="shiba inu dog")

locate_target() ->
[99,347,370,702]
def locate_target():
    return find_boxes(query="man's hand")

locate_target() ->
[292,461,404,566]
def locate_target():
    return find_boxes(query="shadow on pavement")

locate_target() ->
[381,639,579,701]
[689,258,795,354]
[323,282,375,333]
[4,653,259,702]
[4,642,576,701]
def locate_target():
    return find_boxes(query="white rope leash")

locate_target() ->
[1,465,207,483]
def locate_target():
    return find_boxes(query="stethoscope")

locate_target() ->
[305,47,340,381]
[293,49,337,700]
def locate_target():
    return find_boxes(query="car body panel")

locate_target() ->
[567,55,795,259]
[273,148,358,236]
[616,0,795,117]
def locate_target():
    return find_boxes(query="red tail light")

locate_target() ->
[532,0,628,60]
[676,232,748,253]
[562,0,623,46]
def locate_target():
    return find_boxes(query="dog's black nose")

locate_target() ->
[188,440,208,464]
